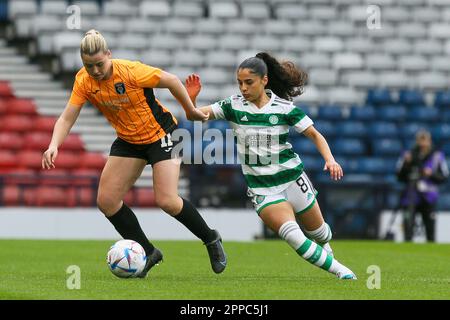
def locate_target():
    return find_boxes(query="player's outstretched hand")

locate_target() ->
[42,146,58,169]
[185,74,202,102]
[323,159,343,181]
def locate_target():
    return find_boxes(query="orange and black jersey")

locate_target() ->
[69,59,177,144]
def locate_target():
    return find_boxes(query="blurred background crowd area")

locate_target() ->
[0,0,450,238]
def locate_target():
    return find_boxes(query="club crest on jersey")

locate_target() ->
[269,115,279,125]
[255,195,265,204]
[114,82,126,95]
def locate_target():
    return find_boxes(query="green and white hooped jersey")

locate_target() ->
[211,90,314,196]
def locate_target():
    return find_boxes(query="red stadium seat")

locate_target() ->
[17,150,44,170]
[39,169,71,186]
[7,98,38,116]
[60,134,85,152]
[35,186,68,207]
[135,188,156,207]
[0,99,7,115]
[33,117,56,133]
[0,81,13,98]
[70,168,100,186]
[124,188,156,207]
[80,152,107,170]
[0,115,34,132]
[1,185,20,206]
[67,187,97,207]
[0,132,24,150]
[0,151,17,168]
[55,152,81,169]
[0,168,38,185]
[23,132,52,151]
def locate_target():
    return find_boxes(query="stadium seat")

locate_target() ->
[366,54,396,71]
[349,105,376,121]
[366,89,394,106]
[407,106,440,122]
[39,169,71,186]
[0,151,17,169]
[103,1,137,17]
[317,106,343,121]
[23,132,51,151]
[141,50,172,69]
[398,89,425,106]
[195,19,226,36]
[0,99,6,115]
[0,81,13,97]
[173,1,204,18]
[417,73,449,90]
[140,1,171,18]
[67,186,97,207]
[434,91,450,108]
[400,122,430,140]
[55,152,83,170]
[0,132,23,151]
[6,98,38,115]
[291,138,318,155]
[312,120,337,138]
[357,157,395,175]
[430,124,450,142]
[371,139,404,156]
[332,138,366,156]
[0,168,37,185]
[33,116,56,133]
[369,122,399,138]
[17,150,44,170]
[379,105,407,122]
[300,155,323,172]
[336,121,368,138]
[0,115,34,132]
[242,3,270,19]
[80,153,107,170]
[35,185,68,207]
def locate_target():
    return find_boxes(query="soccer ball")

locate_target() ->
[106,240,147,278]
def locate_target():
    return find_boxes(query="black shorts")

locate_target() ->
[109,133,179,166]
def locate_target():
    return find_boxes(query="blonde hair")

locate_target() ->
[80,29,108,56]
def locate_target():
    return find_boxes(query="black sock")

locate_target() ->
[174,198,215,243]
[107,203,155,256]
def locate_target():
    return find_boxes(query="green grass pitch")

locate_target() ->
[0,239,448,300]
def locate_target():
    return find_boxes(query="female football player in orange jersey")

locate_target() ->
[42,30,226,278]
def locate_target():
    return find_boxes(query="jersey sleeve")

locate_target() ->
[68,75,88,107]
[133,61,162,88]
[211,97,233,121]
[288,106,314,133]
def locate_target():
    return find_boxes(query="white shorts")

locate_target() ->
[247,171,318,215]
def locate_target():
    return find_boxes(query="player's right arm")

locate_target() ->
[42,103,81,169]
[185,74,215,120]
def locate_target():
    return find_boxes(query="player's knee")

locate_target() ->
[97,193,120,216]
[155,195,179,215]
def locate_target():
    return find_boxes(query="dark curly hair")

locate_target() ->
[238,52,308,101]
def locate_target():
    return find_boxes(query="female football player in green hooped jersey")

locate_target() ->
[185,52,356,280]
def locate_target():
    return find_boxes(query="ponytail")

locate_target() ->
[239,52,308,101]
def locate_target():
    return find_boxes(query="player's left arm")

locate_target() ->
[302,125,343,180]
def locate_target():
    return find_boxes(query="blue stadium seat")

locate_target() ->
[398,89,425,106]
[349,105,375,121]
[441,142,450,155]
[437,192,450,211]
[407,106,439,122]
[400,122,429,140]
[430,124,450,143]
[291,138,318,155]
[313,120,336,138]
[300,155,323,172]
[371,138,403,156]
[366,89,394,106]
[332,138,366,156]
[434,91,450,108]
[369,122,399,138]
[336,121,368,138]
[317,105,343,121]
[357,157,396,175]
[379,105,407,122]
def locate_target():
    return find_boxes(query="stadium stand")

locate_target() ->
[1,0,450,239]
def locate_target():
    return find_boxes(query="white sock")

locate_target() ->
[304,222,332,244]
[278,221,335,273]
